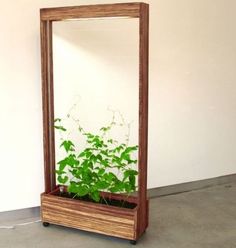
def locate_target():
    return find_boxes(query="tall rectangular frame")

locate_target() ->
[40,2,149,240]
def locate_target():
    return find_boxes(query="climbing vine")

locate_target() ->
[54,110,138,203]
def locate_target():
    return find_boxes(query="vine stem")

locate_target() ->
[101,195,109,205]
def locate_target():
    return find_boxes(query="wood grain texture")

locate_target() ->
[137,3,149,237]
[40,2,143,21]
[40,20,56,193]
[41,192,137,240]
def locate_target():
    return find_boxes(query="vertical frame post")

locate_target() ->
[137,3,149,236]
[41,19,56,193]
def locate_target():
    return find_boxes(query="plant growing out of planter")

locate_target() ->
[54,111,138,207]
[41,109,145,242]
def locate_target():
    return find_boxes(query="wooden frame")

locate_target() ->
[40,2,149,244]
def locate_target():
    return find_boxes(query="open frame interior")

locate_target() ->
[40,2,149,241]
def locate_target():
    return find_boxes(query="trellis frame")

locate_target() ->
[40,2,149,243]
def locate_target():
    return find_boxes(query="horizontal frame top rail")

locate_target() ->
[40,2,145,21]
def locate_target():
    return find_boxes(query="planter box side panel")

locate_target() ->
[136,199,149,239]
[41,193,136,240]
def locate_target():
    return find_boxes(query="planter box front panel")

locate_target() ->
[41,193,137,239]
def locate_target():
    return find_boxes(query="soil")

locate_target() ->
[55,191,137,209]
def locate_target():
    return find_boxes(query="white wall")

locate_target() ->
[0,0,236,212]
[53,19,139,177]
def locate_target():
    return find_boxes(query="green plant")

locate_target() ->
[54,111,138,203]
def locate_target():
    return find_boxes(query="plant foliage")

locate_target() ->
[54,112,138,203]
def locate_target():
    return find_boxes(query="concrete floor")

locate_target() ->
[0,183,236,248]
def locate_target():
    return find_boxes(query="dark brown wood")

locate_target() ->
[40,20,56,193]
[137,3,149,237]
[40,2,142,21]
[40,2,149,242]
[47,21,56,192]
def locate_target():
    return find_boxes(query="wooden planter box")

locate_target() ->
[41,187,148,242]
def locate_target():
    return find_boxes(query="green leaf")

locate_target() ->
[57,158,68,171]
[60,140,75,152]
[96,181,109,190]
[90,154,97,163]
[55,170,66,175]
[78,151,86,158]
[55,125,67,132]
[98,168,105,176]
[109,186,120,193]
[100,126,111,132]
[67,154,79,167]
[68,183,89,197]
[57,155,79,171]
[121,153,131,161]
[85,151,92,158]
[112,156,122,166]
[54,118,62,123]
[116,181,126,192]
[70,168,82,179]
[77,186,89,196]
[84,133,95,139]
[67,182,77,193]
[100,150,109,156]
[101,159,110,167]
[90,191,100,202]
[97,154,103,162]
[124,183,133,193]
[104,172,118,183]
[57,175,68,184]
[119,146,138,162]
[123,169,138,181]
[129,175,136,190]
[124,146,138,153]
